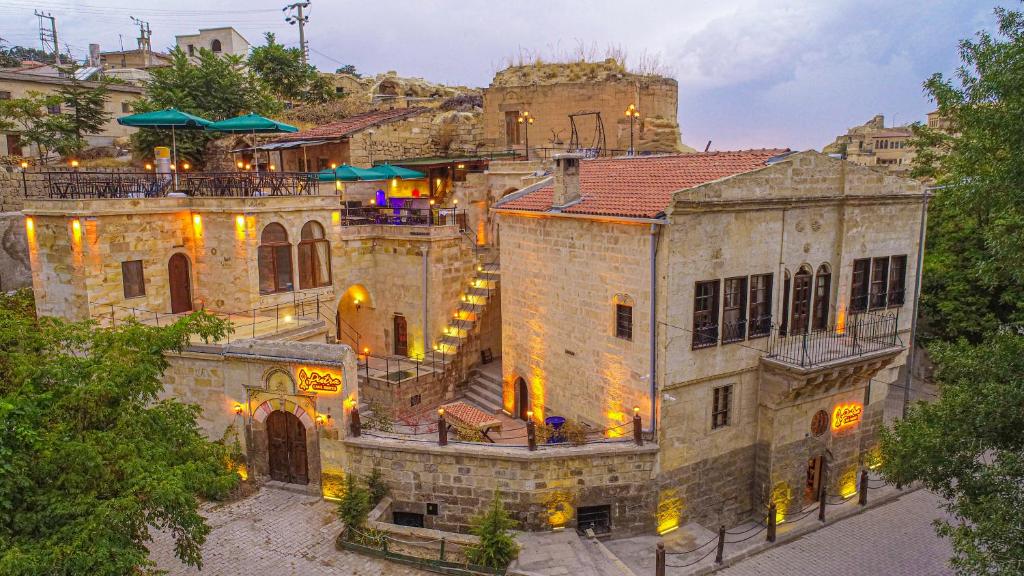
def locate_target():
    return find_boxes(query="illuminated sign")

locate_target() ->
[296,367,343,393]
[831,402,863,431]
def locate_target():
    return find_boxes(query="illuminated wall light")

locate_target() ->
[330,163,338,169]
[269,164,276,171]
[70,159,79,168]
[235,214,245,229]
[182,162,191,171]
[233,403,243,415]
[656,488,684,535]
[284,314,294,323]
[332,210,341,224]
[237,161,244,169]
[71,218,81,234]
[25,217,34,233]
[144,163,153,171]
[192,214,202,227]
[20,160,29,169]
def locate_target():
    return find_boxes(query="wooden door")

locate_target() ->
[168,253,193,314]
[804,455,823,504]
[790,270,812,335]
[266,410,309,485]
[516,377,529,420]
[393,314,408,357]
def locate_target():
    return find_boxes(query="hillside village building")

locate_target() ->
[175,27,251,60]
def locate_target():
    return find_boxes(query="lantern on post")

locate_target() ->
[438,407,448,446]
[526,410,537,451]
[632,406,643,446]
[517,111,534,160]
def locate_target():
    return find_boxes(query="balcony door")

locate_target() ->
[790,266,812,335]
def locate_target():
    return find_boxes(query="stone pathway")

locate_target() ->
[717,490,953,576]
[148,487,430,576]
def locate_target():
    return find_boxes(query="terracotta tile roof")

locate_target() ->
[272,107,430,143]
[496,149,791,218]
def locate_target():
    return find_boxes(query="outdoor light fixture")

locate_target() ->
[517,111,534,159]
[182,162,191,171]
[315,414,325,426]
[70,159,79,168]
[144,163,153,171]
[235,214,245,228]
[429,199,435,205]
[625,104,640,154]
[25,217,33,233]
[269,164,276,171]
[438,407,445,417]
[527,410,534,419]
[284,314,293,323]
[453,198,459,206]
[362,346,369,355]
[236,161,244,169]
[633,406,641,415]
[330,162,337,169]
[353,297,362,310]
[457,163,465,169]
[233,403,243,415]
[170,164,176,171]
[19,160,28,169]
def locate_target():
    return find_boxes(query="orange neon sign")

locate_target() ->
[831,402,863,431]
[296,367,343,393]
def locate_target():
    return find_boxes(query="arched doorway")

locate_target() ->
[515,377,529,420]
[266,410,309,484]
[168,253,193,314]
[790,265,813,335]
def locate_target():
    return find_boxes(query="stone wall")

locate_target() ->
[498,214,653,429]
[344,435,658,535]
[0,212,30,291]
[483,68,685,152]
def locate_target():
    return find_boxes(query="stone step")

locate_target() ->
[438,335,462,350]
[458,302,485,314]
[467,287,491,297]
[464,386,503,414]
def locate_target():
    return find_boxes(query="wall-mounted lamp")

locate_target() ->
[182,162,191,171]
[20,160,29,169]
[353,297,362,311]
[235,214,245,228]
[70,159,79,168]
[233,403,243,415]
[236,160,244,169]
[144,163,153,171]
[315,414,326,427]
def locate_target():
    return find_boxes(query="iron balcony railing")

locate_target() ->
[340,205,468,228]
[764,310,902,368]
[35,170,319,199]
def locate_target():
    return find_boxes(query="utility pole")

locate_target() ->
[283,1,311,64]
[35,11,60,65]
[130,16,152,67]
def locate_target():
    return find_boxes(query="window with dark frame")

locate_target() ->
[258,223,294,294]
[748,273,773,338]
[850,258,870,312]
[692,280,720,349]
[297,221,332,289]
[615,303,633,341]
[812,264,831,331]
[712,384,732,429]
[888,255,907,306]
[870,257,889,309]
[722,277,747,343]
[121,260,145,298]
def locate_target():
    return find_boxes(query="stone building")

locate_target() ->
[0,70,143,157]
[823,114,917,174]
[175,27,251,60]
[495,150,925,529]
[482,60,690,154]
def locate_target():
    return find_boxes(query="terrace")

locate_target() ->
[27,169,319,199]
[762,309,903,371]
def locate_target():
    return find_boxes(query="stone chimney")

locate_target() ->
[552,153,582,208]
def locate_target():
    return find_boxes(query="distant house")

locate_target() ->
[175,27,251,60]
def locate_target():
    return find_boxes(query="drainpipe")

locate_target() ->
[648,222,661,433]
[902,190,932,418]
[422,246,429,357]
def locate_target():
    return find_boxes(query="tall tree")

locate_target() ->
[53,62,113,157]
[0,295,239,574]
[880,331,1024,575]
[0,91,66,162]
[912,6,1024,343]
[131,47,279,167]
[248,33,338,104]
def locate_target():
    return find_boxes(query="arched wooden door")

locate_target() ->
[516,377,529,420]
[790,267,812,335]
[393,314,408,357]
[168,253,193,314]
[266,411,309,485]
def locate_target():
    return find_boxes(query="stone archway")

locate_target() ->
[250,398,319,487]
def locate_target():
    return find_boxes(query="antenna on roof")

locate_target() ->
[704,140,712,152]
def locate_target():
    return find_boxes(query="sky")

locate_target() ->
[0,0,1007,150]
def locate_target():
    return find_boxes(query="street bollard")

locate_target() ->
[767,502,777,542]
[633,409,643,446]
[350,407,361,438]
[715,524,726,564]
[439,537,446,561]
[655,542,665,576]
[818,467,829,523]
[859,469,869,506]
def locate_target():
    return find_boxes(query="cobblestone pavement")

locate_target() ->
[717,490,954,576]
[148,488,430,576]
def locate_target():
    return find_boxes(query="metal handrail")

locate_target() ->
[764,310,902,368]
[33,170,320,199]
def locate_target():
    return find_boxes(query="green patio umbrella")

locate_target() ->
[367,164,426,179]
[117,108,212,189]
[207,114,299,172]
[316,164,380,182]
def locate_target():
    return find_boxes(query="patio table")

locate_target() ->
[440,401,502,442]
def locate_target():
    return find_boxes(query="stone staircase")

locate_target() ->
[463,364,503,413]
[435,261,500,365]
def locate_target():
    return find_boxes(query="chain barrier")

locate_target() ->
[665,545,717,568]
[664,535,717,557]
[725,525,768,545]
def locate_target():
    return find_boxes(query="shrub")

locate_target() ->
[365,467,388,506]
[561,419,588,446]
[466,492,519,569]
[362,400,394,432]
[337,473,371,535]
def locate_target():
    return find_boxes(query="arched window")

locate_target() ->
[210,39,222,53]
[790,265,812,335]
[298,221,331,289]
[812,264,832,330]
[258,223,293,294]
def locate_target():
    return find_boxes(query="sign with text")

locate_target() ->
[296,366,343,394]
[831,402,863,432]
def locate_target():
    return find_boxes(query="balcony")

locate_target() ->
[29,170,319,199]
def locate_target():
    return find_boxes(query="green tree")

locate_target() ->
[334,64,360,77]
[52,62,113,157]
[0,303,238,575]
[880,331,1024,575]
[248,32,315,101]
[911,6,1024,342]
[131,47,279,167]
[465,492,518,569]
[336,473,371,532]
[0,91,66,162]
[0,43,57,67]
